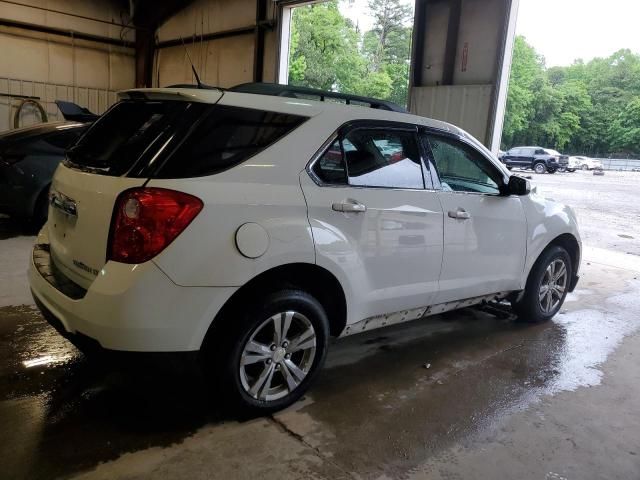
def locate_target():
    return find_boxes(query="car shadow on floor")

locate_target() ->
[0,302,565,480]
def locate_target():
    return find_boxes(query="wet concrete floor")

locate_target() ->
[1,256,639,479]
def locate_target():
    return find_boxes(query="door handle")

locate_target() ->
[332,201,367,213]
[448,208,470,220]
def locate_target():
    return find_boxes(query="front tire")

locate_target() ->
[207,289,329,413]
[512,245,572,323]
[581,164,589,171]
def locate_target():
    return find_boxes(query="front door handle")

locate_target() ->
[332,201,367,213]
[448,208,470,220]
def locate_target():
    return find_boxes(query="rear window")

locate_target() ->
[155,105,306,178]
[65,100,306,178]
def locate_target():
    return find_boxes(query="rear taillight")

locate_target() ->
[108,188,203,264]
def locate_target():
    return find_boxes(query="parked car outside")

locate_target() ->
[29,85,581,413]
[571,156,602,170]
[0,121,88,225]
[501,146,569,174]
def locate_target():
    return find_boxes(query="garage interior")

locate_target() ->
[1,1,639,479]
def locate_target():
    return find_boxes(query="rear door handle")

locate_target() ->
[332,201,367,213]
[448,208,470,220]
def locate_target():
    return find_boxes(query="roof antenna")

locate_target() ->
[180,36,202,88]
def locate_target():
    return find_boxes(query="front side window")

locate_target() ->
[425,134,501,195]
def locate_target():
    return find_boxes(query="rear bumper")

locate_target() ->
[29,228,237,352]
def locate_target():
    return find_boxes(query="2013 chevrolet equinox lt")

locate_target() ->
[29,84,581,412]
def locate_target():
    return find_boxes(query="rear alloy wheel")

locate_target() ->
[210,290,329,413]
[512,245,572,323]
[534,162,546,174]
[239,311,317,402]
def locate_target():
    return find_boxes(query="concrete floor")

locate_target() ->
[1,170,639,480]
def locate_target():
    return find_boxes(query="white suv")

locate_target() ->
[569,156,603,171]
[29,85,581,412]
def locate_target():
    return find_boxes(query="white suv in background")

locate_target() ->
[569,156,603,171]
[29,84,581,412]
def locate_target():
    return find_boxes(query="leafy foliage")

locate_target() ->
[288,0,412,107]
[503,37,640,156]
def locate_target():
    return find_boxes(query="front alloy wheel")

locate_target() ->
[534,162,546,174]
[538,259,568,314]
[512,245,572,323]
[239,311,317,402]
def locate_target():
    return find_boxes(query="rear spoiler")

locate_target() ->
[117,88,224,103]
[55,100,99,123]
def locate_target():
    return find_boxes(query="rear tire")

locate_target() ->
[534,162,546,174]
[512,245,572,323]
[204,289,329,413]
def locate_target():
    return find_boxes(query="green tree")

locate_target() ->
[503,37,640,156]
[288,0,413,107]
[288,1,364,91]
[610,97,640,153]
[502,36,545,147]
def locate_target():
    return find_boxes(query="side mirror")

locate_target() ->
[506,175,531,196]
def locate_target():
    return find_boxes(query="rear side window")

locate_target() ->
[156,106,306,178]
[312,129,425,189]
[313,139,347,184]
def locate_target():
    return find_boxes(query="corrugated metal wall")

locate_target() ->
[410,85,493,142]
[0,77,119,131]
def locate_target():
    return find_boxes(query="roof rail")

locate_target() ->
[228,82,408,113]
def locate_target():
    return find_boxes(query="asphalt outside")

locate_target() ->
[0,169,639,480]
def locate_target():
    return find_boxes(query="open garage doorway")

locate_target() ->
[278,0,414,107]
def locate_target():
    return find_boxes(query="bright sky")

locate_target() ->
[339,0,413,33]
[340,0,640,68]
[516,0,640,67]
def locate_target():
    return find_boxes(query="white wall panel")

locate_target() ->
[157,0,255,42]
[0,1,135,131]
[410,85,493,143]
[156,36,254,88]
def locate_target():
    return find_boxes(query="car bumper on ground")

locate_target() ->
[29,227,237,352]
